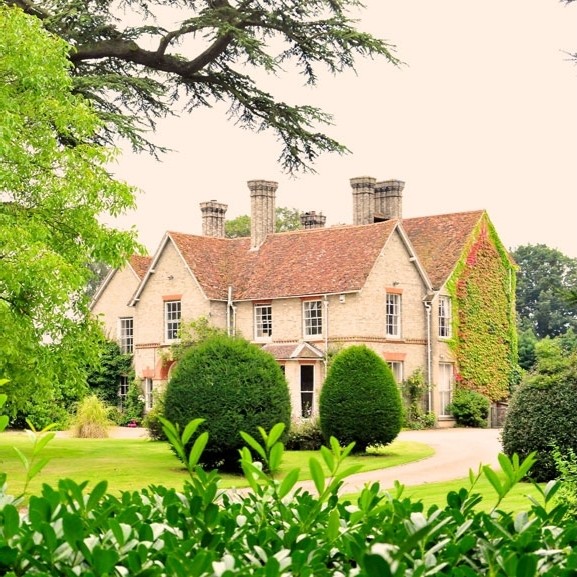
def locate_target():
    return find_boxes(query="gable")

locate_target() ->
[403,210,486,289]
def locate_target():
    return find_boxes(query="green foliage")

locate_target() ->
[225,206,303,238]
[224,214,251,239]
[517,327,538,371]
[167,316,227,363]
[163,334,291,470]
[400,369,436,430]
[121,381,145,426]
[86,339,133,405]
[71,395,112,438]
[502,339,577,481]
[512,244,577,338]
[319,345,402,453]
[143,389,167,441]
[16,0,399,172]
[447,389,490,428]
[0,6,141,422]
[446,218,518,401]
[1,416,575,577]
[552,446,577,517]
[285,418,325,451]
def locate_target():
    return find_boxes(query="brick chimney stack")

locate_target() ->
[351,176,376,225]
[300,211,327,229]
[375,179,405,220]
[200,200,228,237]
[248,179,278,249]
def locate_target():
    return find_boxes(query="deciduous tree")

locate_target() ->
[225,206,301,238]
[0,6,140,424]
[512,244,577,339]
[6,0,399,172]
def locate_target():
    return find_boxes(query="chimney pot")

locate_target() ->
[200,200,228,237]
[248,179,278,248]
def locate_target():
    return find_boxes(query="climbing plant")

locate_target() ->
[446,217,519,401]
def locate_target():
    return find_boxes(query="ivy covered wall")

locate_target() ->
[446,216,518,401]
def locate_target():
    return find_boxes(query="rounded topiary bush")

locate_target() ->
[163,334,291,471]
[502,379,577,482]
[319,345,402,453]
[447,389,490,428]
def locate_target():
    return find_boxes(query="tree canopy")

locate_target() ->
[512,244,577,339]
[225,206,301,238]
[6,0,399,172]
[0,5,141,424]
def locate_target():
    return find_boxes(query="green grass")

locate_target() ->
[0,432,433,497]
[399,474,545,513]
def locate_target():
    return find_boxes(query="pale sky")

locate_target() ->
[108,0,577,259]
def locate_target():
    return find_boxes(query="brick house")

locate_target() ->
[91,176,517,425]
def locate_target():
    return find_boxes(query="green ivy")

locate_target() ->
[446,216,518,401]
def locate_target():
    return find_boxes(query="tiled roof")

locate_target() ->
[236,221,398,300]
[129,254,152,279]
[166,211,488,300]
[402,210,485,289]
[262,342,325,360]
[168,222,397,300]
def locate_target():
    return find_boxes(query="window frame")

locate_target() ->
[385,292,401,338]
[118,317,134,354]
[388,361,404,385]
[438,362,454,417]
[164,300,181,342]
[144,378,154,411]
[300,364,315,418]
[254,303,273,340]
[438,295,452,339]
[303,300,323,338]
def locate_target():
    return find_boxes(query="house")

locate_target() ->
[90,177,517,425]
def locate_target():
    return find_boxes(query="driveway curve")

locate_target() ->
[301,428,504,496]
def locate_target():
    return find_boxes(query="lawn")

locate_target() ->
[0,431,434,498]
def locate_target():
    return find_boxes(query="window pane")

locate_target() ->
[439,363,454,416]
[439,296,452,338]
[386,294,401,337]
[303,301,322,336]
[300,365,314,418]
[119,317,133,354]
[165,301,181,341]
[254,304,272,338]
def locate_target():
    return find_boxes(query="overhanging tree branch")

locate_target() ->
[6,0,400,172]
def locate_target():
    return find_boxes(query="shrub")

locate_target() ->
[120,380,145,426]
[1,418,574,577]
[71,395,111,438]
[143,389,167,441]
[319,345,402,453]
[86,339,133,406]
[502,379,577,481]
[163,334,291,470]
[501,339,577,482]
[285,417,324,450]
[553,446,577,517]
[447,388,490,428]
[400,369,436,430]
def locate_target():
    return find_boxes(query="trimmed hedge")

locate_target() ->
[502,378,577,482]
[319,345,402,453]
[0,423,574,577]
[163,334,291,470]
